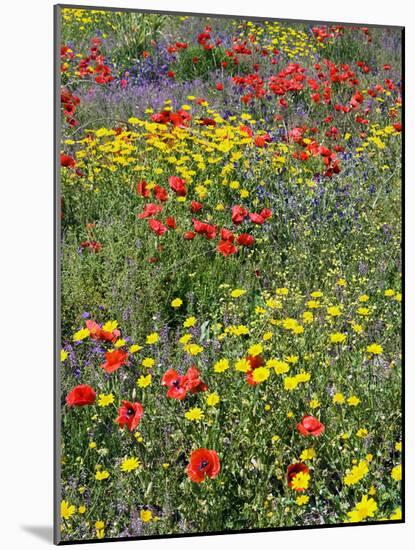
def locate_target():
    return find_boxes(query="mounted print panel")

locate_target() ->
[55,4,403,544]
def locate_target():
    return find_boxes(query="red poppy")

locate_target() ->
[190,201,203,213]
[148,219,168,236]
[186,448,221,482]
[151,111,170,124]
[138,203,163,219]
[245,354,265,385]
[169,176,187,196]
[192,218,206,234]
[198,28,211,45]
[61,45,74,59]
[192,219,217,239]
[240,125,253,137]
[61,154,76,168]
[66,384,96,406]
[216,83,224,91]
[217,240,237,256]
[86,320,120,343]
[221,228,234,242]
[287,462,309,490]
[166,217,177,229]
[63,103,76,116]
[249,212,264,225]
[115,400,144,431]
[154,185,168,202]
[162,369,188,400]
[260,208,272,220]
[185,366,208,394]
[183,231,196,240]
[237,233,255,246]
[199,118,216,127]
[254,136,266,147]
[152,109,191,128]
[137,180,150,197]
[254,133,272,148]
[246,355,265,369]
[246,370,258,386]
[170,110,191,127]
[350,91,364,109]
[101,349,128,374]
[204,224,217,240]
[297,415,325,436]
[80,240,102,253]
[231,205,248,225]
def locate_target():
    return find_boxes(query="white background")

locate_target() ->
[0,0,411,548]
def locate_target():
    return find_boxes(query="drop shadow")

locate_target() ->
[21,525,53,543]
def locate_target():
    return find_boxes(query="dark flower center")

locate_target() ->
[199,459,209,470]
[127,407,135,417]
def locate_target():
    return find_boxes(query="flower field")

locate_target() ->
[57,7,403,542]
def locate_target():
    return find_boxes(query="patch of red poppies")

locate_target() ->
[151,109,191,128]
[162,366,208,400]
[80,240,102,253]
[61,88,80,127]
[86,320,120,343]
[78,37,113,85]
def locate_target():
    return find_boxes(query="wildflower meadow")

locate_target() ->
[57,6,403,543]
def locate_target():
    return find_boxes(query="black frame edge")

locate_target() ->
[54,3,63,546]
